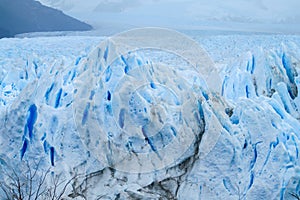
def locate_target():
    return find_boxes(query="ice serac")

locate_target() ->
[0,34,300,199]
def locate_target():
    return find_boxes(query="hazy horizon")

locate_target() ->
[37,0,300,34]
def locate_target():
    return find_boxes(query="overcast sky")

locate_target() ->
[38,0,300,33]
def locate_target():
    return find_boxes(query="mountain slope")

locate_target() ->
[0,0,92,38]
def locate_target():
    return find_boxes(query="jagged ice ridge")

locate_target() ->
[0,33,300,199]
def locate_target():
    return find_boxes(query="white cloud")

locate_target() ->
[37,0,300,32]
[93,0,141,13]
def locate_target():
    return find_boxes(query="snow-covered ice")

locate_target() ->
[0,31,300,199]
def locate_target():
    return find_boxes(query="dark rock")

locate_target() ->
[0,0,92,38]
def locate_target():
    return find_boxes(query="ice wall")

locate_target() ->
[0,33,300,199]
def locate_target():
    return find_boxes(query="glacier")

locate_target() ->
[0,31,300,199]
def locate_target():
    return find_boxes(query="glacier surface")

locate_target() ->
[0,32,300,199]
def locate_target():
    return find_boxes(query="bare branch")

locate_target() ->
[0,159,75,200]
[56,175,77,200]
[34,168,50,200]
[290,192,300,200]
